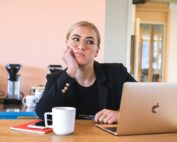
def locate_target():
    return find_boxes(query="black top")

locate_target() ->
[75,81,98,116]
[35,61,136,119]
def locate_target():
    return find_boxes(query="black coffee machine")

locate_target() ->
[6,64,22,103]
[48,64,62,73]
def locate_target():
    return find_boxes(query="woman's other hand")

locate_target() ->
[95,109,120,124]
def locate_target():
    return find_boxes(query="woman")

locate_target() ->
[36,21,136,124]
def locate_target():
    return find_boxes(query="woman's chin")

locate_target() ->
[76,59,87,66]
[77,62,87,66]
[75,57,86,64]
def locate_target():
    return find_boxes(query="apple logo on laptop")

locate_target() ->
[152,103,160,113]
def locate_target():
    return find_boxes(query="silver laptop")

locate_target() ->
[95,82,177,135]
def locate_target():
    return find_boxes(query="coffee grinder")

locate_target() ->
[6,64,22,102]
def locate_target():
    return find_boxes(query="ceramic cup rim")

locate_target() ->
[52,107,75,111]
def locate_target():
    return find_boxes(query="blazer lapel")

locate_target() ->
[94,62,108,110]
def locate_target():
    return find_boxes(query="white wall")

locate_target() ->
[104,0,130,66]
[0,0,105,96]
[167,3,177,82]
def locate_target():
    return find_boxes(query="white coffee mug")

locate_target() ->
[44,107,76,135]
[34,87,44,102]
[22,95,36,108]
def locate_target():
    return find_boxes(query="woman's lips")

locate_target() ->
[75,52,85,57]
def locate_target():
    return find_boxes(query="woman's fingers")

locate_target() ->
[63,46,78,77]
[95,109,119,124]
[95,109,106,122]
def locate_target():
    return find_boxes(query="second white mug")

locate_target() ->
[22,95,36,108]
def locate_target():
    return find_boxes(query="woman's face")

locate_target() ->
[66,26,99,66]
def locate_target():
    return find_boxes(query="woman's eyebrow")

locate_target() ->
[71,34,95,40]
[71,34,81,38]
[86,36,95,40]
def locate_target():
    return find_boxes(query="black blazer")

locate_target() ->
[36,61,136,119]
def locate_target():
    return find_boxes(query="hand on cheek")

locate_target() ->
[63,46,78,78]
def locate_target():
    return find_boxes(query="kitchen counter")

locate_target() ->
[0,99,37,119]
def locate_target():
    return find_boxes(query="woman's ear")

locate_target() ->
[95,48,100,57]
[66,39,70,47]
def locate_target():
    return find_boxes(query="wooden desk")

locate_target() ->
[1,119,177,142]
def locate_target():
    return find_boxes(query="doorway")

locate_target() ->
[139,23,164,82]
[133,1,168,82]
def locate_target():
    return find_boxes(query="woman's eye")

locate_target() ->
[72,37,80,42]
[87,40,95,45]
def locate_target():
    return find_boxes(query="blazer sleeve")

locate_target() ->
[35,71,76,119]
[120,64,136,82]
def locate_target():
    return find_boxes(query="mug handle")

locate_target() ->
[22,97,26,105]
[44,112,52,128]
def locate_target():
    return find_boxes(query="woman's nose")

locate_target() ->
[77,43,86,51]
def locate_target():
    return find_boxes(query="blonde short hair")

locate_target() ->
[66,21,101,48]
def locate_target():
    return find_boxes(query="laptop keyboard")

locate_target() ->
[106,127,117,132]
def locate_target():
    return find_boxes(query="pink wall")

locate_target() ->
[0,0,105,97]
